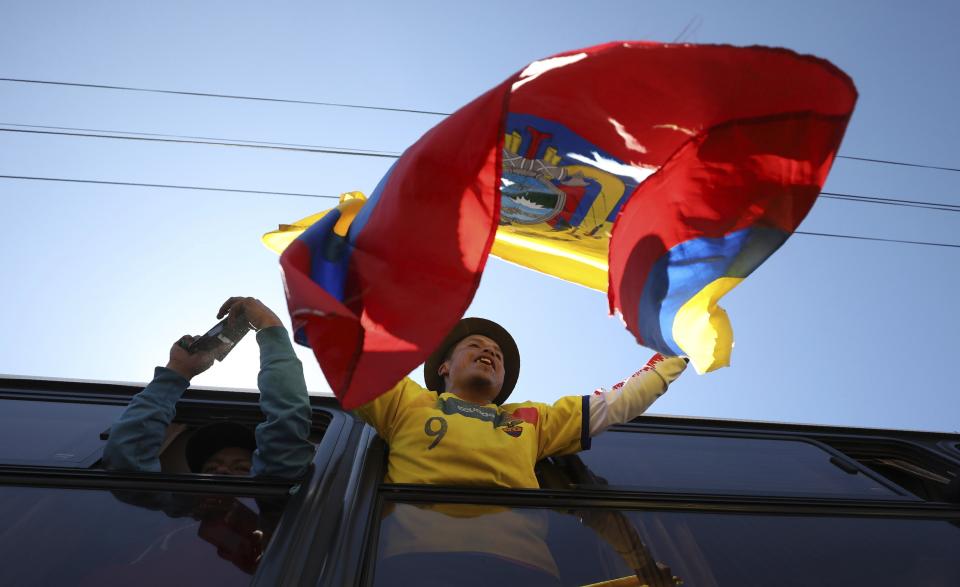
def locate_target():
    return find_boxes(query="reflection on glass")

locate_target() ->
[0,400,123,466]
[576,432,905,498]
[374,499,960,587]
[373,502,678,587]
[0,486,286,586]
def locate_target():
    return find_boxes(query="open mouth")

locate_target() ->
[475,356,495,368]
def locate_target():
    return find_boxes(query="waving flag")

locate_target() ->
[266,42,856,408]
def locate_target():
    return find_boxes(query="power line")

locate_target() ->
[794,231,960,249]
[0,126,400,159]
[0,77,449,116]
[820,191,960,213]
[0,122,401,156]
[835,155,960,174]
[3,76,958,173]
[3,122,958,216]
[1,174,957,249]
[0,174,337,200]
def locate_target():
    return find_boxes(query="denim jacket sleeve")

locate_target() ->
[102,367,189,472]
[251,326,315,478]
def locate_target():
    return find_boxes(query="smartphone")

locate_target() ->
[184,317,251,361]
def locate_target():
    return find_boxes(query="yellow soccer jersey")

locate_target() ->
[353,378,589,489]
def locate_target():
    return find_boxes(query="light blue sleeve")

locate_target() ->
[251,326,315,478]
[102,367,189,472]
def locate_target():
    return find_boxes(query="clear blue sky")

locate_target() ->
[2,1,958,432]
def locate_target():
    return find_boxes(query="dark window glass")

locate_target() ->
[373,500,960,587]
[0,485,287,586]
[570,431,906,498]
[0,400,124,466]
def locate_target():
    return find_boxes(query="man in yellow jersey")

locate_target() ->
[354,318,687,586]
[354,317,687,489]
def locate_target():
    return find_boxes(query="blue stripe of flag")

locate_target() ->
[637,226,788,354]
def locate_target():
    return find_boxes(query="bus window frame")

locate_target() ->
[579,422,915,499]
[0,376,363,587]
[816,436,960,493]
[6,375,960,586]
[267,425,389,587]
[359,420,960,586]
[364,487,960,587]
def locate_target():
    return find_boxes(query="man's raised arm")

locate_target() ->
[218,296,315,478]
[103,337,215,471]
[587,354,687,436]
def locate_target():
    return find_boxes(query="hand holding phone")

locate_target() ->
[184,316,251,361]
[167,296,280,378]
[217,297,283,331]
[168,336,217,380]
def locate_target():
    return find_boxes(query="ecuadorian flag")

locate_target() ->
[265,42,856,408]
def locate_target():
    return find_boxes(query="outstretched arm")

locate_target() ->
[103,336,215,471]
[218,297,315,478]
[588,354,687,436]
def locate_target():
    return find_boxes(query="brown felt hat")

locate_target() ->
[423,317,520,405]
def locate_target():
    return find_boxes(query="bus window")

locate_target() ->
[569,431,907,499]
[0,399,124,467]
[0,484,287,586]
[158,412,330,475]
[371,499,960,587]
[820,439,960,503]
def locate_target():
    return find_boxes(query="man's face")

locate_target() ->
[440,334,505,402]
[202,446,253,475]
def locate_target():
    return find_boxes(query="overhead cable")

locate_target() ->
[834,155,960,174]
[794,231,960,249]
[2,123,957,215]
[0,174,337,200]
[1,174,957,249]
[0,77,448,116]
[0,122,402,156]
[0,126,399,159]
[2,76,958,173]
[820,192,960,213]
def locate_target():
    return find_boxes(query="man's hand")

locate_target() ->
[167,336,216,381]
[217,296,283,331]
[644,353,688,388]
[612,353,687,393]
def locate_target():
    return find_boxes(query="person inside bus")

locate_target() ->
[353,317,687,586]
[103,296,314,478]
[354,316,687,489]
[98,297,313,575]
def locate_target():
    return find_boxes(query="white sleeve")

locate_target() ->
[587,355,687,436]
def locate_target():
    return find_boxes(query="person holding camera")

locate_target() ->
[103,296,314,479]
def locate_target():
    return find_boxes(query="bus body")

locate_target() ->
[1,374,958,586]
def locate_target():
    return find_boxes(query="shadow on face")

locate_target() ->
[202,446,253,476]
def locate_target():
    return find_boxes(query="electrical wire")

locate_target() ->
[0,77,448,116]
[834,155,960,174]
[1,174,957,249]
[794,231,960,249]
[820,192,960,213]
[0,174,337,200]
[3,76,958,173]
[3,123,958,216]
[0,127,399,159]
[0,122,402,156]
